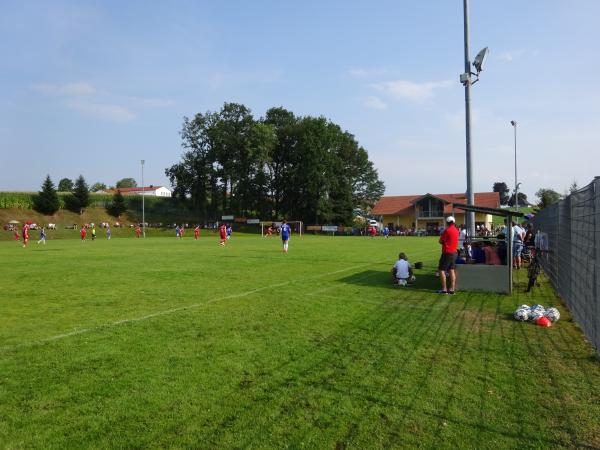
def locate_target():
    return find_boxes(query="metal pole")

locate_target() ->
[463,0,475,238]
[513,121,519,213]
[141,160,145,238]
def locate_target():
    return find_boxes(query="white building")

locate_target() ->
[104,186,172,197]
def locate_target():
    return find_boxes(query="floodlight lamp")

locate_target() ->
[472,47,489,73]
[510,120,517,127]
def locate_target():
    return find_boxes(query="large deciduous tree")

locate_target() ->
[493,182,510,206]
[116,178,137,189]
[535,188,562,210]
[33,175,60,215]
[58,178,73,192]
[90,182,107,192]
[166,103,385,224]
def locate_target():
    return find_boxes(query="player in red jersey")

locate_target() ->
[80,226,87,241]
[22,223,30,248]
[136,226,141,238]
[219,223,227,246]
[194,225,200,240]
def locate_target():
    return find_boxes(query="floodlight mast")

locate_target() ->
[460,0,488,238]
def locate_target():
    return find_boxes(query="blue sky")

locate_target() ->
[1,0,599,201]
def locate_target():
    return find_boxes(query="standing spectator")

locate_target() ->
[194,225,200,240]
[512,221,525,269]
[37,226,46,245]
[437,216,459,294]
[281,220,291,253]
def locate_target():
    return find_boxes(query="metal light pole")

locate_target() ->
[460,0,488,238]
[462,0,475,238]
[141,159,145,238]
[511,120,519,213]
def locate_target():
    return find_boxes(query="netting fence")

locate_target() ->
[533,177,600,355]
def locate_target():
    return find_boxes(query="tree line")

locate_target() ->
[493,181,572,210]
[165,103,385,225]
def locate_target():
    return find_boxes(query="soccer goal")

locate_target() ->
[260,221,303,237]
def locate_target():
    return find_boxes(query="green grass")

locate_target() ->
[1,235,599,449]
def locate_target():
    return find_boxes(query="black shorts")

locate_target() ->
[438,252,458,271]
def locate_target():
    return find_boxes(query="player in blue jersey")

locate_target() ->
[281,220,291,253]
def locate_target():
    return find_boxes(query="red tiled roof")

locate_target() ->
[103,186,165,194]
[371,192,500,215]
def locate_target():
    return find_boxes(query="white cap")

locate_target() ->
[446,216,455,223]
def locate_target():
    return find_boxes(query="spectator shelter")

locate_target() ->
[371,192,500,234]
[453,203,524,294]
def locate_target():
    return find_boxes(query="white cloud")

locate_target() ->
[348,68,388,78]
[31,81,173,122]
[371,79,453,102]
[363,96,387,110]
[32,82,95,96]
[64,99,135,122]
[498,49,528,62]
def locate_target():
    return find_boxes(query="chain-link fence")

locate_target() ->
[533,177,600,355]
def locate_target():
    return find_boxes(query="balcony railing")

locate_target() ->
[416,210,444,218]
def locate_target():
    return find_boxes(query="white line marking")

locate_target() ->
[1,261,378,353]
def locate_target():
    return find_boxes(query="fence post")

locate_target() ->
[594,178,600,351]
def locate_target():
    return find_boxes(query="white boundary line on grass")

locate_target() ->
[1,262,377,354]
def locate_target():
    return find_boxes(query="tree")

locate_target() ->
[493,182,510,206]
[116,178,137,189]
[33,175,60,215]
[58,178,73,192]
[90,182,107,192]
[507,192,529,207]
[67,175,90,214]
[535,188,562,210]
[166,103,384,224]
[569,180,579,194]
[107,190,127,217]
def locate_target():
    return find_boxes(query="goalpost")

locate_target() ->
[260,221,303,237]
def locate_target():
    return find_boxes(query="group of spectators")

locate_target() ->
[391,217,537,294]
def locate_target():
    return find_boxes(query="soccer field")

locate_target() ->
[1,235,599,449]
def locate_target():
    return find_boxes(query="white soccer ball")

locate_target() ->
[410,275,416,282]
[529,310,545,322]
[514,308,529,322]
[518,304,530,311]
[398,279,407,286]
[545,307,560,322]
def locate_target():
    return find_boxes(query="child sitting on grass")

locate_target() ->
[391,252,415,286]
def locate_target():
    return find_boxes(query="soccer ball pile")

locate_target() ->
[513,304,561,323]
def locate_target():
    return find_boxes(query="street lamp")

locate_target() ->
[141,159,145,238]
[511,120,519,213]
[460,0,489,238]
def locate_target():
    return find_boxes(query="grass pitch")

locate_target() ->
[1,235,599,449]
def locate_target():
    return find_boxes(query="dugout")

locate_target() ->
[452,203,524,294]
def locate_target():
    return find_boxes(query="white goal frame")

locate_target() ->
[260,221,303,237]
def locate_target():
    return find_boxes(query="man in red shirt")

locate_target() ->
[438,216,459,294]
[194,225,200,240]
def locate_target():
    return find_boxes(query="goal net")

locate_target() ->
[260,221,303,237]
